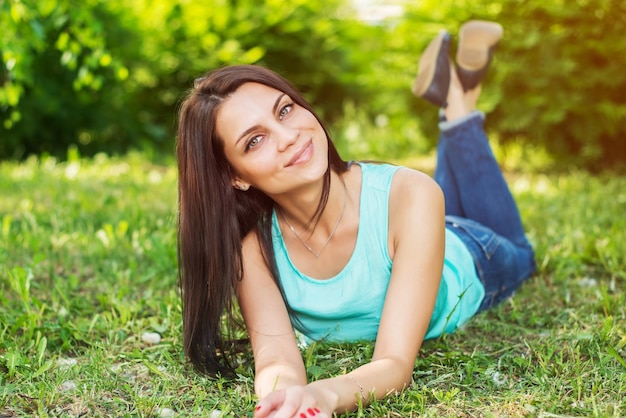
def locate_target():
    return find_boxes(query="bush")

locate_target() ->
[0,0,375,160]
[2,0,625,169]
[491,0,626,170]
[1,0,142,158]
[370,0,626,170]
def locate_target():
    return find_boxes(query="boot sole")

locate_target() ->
[456,21,503,71]
[412,30,450,97]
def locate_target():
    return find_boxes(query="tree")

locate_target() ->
[492,0,626,170]
[0,0,374,159]
[0,0,132,158]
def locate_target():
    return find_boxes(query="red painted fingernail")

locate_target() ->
[307,408,316,416]
[255,405,262,411]
[314,408,321,413]
[299,414,307,418]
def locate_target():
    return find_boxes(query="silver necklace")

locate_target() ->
[280,187,347,258]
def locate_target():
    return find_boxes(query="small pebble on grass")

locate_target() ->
[141,332,161,345]
[157,408,176,417]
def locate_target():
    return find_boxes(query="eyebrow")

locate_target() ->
[235,93,287,147]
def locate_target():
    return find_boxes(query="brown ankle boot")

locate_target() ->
[412,30,452,107]
[455,20,503,91]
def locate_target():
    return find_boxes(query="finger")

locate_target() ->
[270,388,305,418]
[254,390,286,417]
[301,407,323,418]
[270,398,300,418]
[294,407,327,418]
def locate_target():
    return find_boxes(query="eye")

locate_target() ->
[278,103,293,120]
[245,135,263,151]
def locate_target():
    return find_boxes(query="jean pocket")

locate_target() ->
[445,215,501,259]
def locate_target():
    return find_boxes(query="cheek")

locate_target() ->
[233,151,279,181]
[289,107,321,129]
[305,113,323,130]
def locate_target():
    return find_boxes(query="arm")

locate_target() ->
[343,169,445,406]
[236,230,307,398]
[253,169,446,416]
[310,169,445,412]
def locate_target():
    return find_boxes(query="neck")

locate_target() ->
[276,171,346,235]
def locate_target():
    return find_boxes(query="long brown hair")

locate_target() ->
[176,65,348,375]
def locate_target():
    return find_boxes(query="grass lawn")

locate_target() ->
[1,152,624,417]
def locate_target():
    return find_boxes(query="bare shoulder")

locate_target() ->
[389,167,443,206]
[388,167,444,254]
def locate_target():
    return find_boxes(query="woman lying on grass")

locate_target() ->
[176,20,536,418]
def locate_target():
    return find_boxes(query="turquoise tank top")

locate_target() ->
[271,162,484,342]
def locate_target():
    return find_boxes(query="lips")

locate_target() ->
[286,140,313,167]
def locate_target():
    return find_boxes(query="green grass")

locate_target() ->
[1,151,625,417]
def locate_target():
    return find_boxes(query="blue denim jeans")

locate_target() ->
[434,111,536,311]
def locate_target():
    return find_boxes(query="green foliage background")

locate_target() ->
[1,0,625,169]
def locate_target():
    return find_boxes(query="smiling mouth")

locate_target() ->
[286,140,313,167]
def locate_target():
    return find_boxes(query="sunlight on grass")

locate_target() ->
[1,153,624,417]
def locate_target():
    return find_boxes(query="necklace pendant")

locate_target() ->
[280,185,348,258]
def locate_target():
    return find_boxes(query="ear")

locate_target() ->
[232,179,250,191]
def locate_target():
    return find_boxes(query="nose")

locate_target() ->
[275,122,299,152]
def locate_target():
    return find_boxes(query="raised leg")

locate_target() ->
[434,111,530,247]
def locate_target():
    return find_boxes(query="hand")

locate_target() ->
[253,385,332,418]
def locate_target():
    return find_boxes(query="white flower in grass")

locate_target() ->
[491,371,507,386]
[57,306,69,318]
[148,169,163,184]
[485,367,507,386]
[141,332,161,345]
[96,229,110,247]
[294,330,308,350]
[209,411,223,418]
[64,162,80,179]
[59,380,77,392]
[578,276,597,288]
[57,358,77,370]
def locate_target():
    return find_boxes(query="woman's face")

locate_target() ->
[217,82,329,197]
